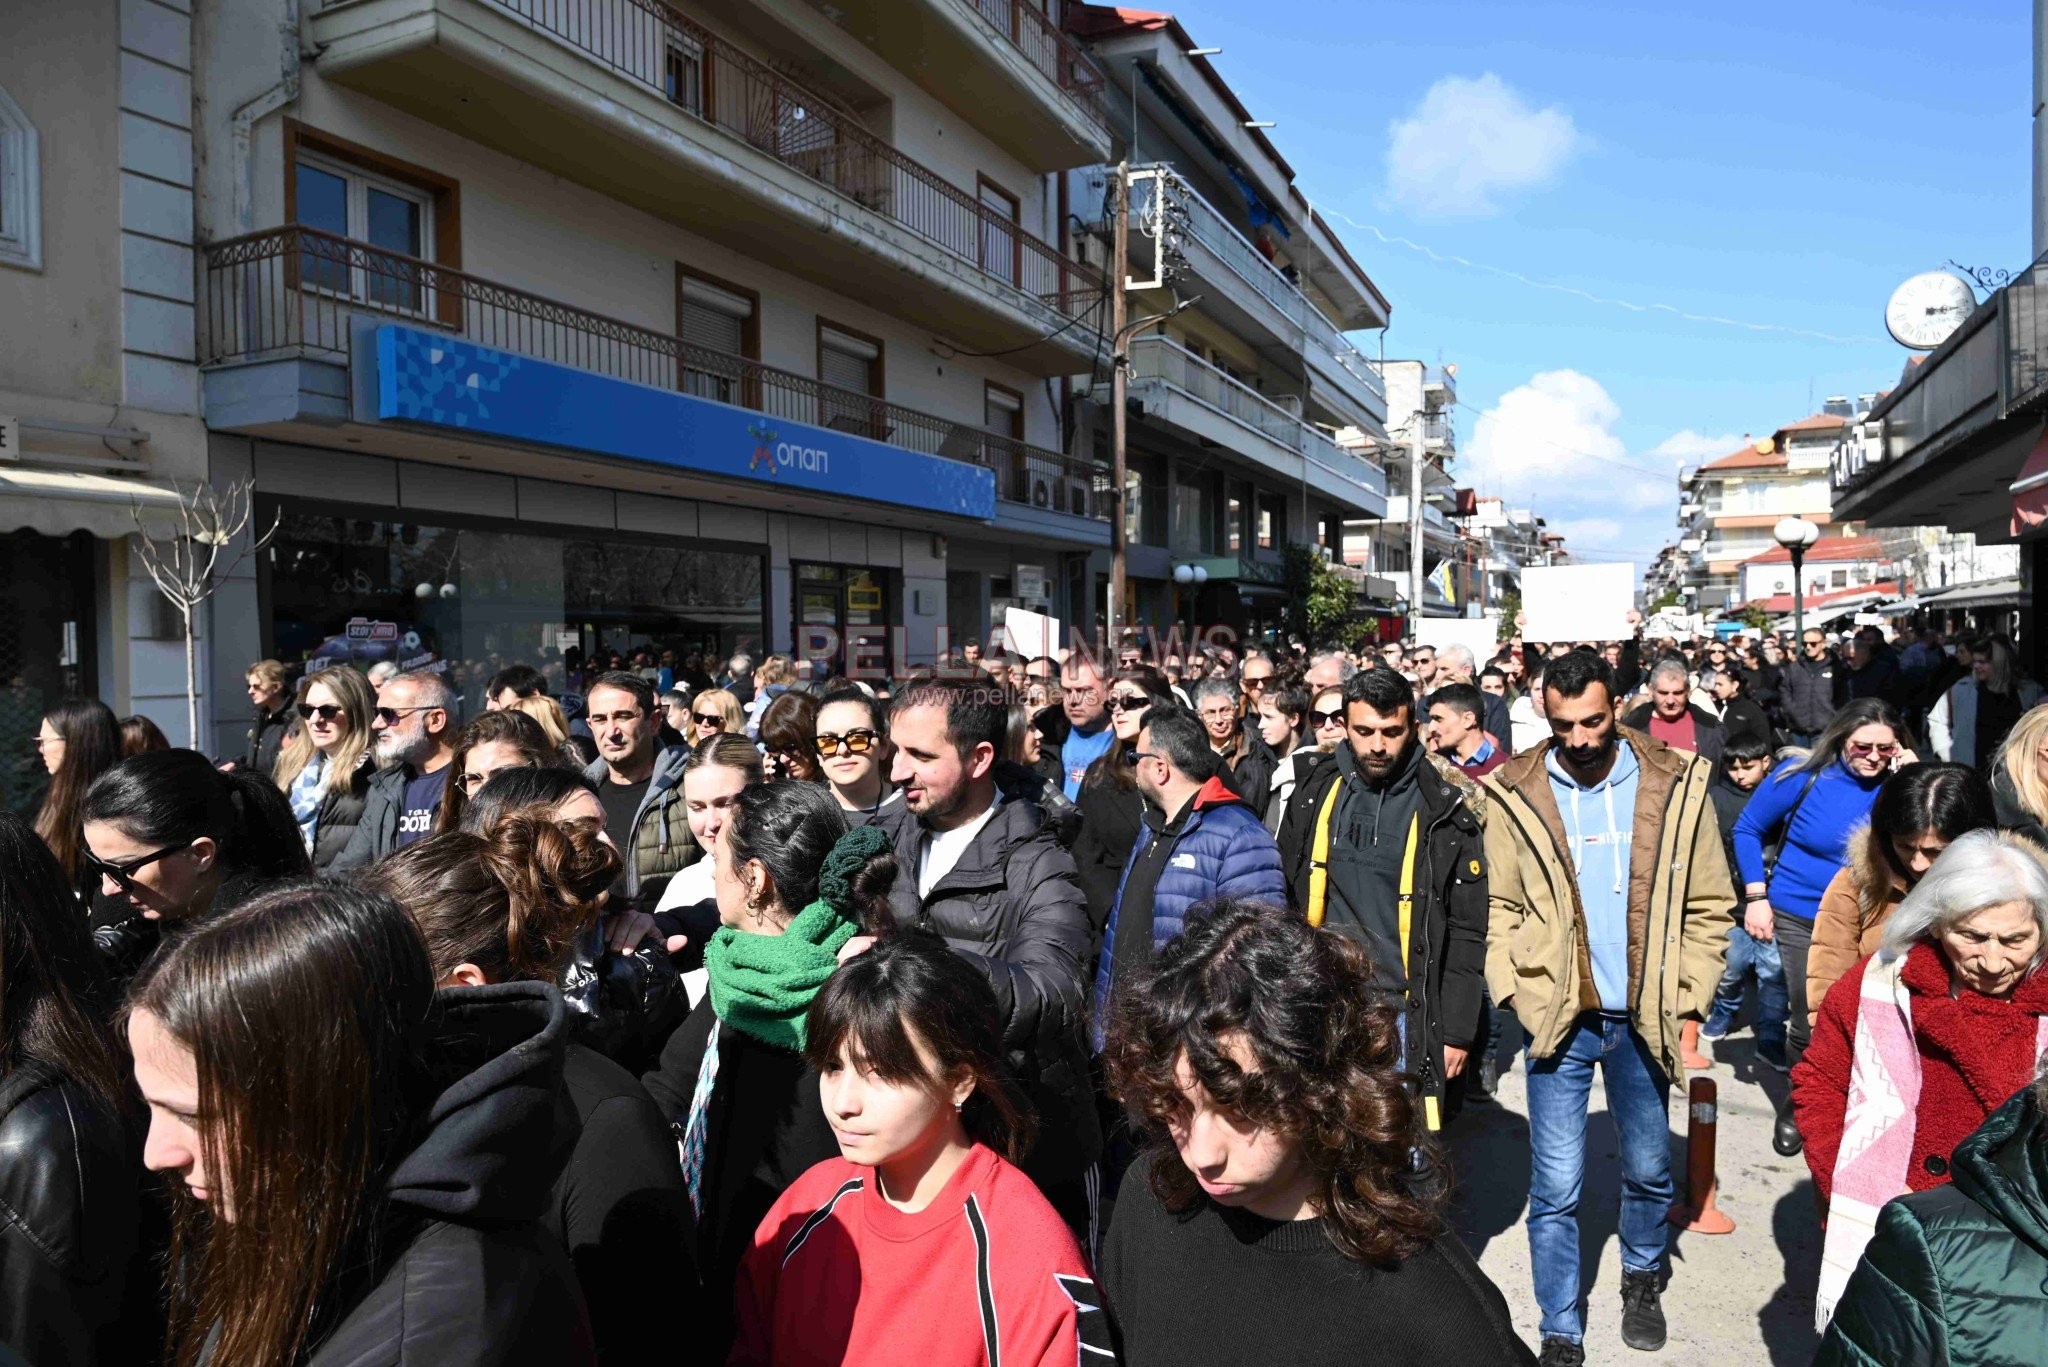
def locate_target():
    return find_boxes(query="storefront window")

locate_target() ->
[264,508,764,702]
[1,530,97,816]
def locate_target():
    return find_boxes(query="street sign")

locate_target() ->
[1015,564,1049,601]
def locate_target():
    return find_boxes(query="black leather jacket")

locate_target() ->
[0,1060,151,1366]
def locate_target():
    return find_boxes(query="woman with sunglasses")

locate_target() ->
[1072,667,1175,936]
[758,690,824,785]
[1308,684,1347,754]
[687,688,744,743]
[271,667,377,873]
[1733,697,1913,1155]
[79,749,310,986]
[813,683,898,825]
[435,709,562,833]
[32,697,121,895]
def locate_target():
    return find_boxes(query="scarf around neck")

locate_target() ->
[703,823,891,1051]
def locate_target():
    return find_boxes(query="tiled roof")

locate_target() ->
[1777,413,1849,434]
[1745,581,1899,615]
[1741,534,1886,566]
[1701,443,1785,471]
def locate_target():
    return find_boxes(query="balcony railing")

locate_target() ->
[1128,336,1385,497]
[354,0,1102,323]
[1126,166,1384,406]
[961,0,1110,126]
[200,225,1106,519]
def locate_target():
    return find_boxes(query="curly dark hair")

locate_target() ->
[1102,899,1442,1265]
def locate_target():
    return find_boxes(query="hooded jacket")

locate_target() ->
[1479,727,1735,1084]
[583,745,698,915]
[1814,1081,2048,1367]
[1092,776,1286,1043]
[295,981,595,1366]
[1277,743,1491,1119]
[872,784,1101,1189]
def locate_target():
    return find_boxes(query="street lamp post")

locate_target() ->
[1774,517,1822,646]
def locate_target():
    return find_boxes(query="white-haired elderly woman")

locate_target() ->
[1790,828,2048,1328]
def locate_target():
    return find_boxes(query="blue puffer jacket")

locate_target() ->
[1092,777,1287,1046]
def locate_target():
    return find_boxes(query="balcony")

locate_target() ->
[1121,335,1387,516]
[1119,166,1386,430]
[198,225,1108,536]
[1422,366,1456,409]
[309,0,1101,376]
[811,0,1111,169]
[1421,411,1455,455]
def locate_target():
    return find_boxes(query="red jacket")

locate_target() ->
[1791,942,2048,1205]
[730,1143,1107,1366]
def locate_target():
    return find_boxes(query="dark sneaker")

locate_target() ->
[1698,1013,1733,1041]
[1758,1037,1789,1072]
[1620,1269,1667,1351]
[1474,1049,1500,1099]
[1539,1337,1585,1366]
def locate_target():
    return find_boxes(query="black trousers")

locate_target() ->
[1776,912,1814,1068]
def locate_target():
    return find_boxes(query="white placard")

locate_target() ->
[1413,616,1502,663]
[1522,563,1636,644]
[1001,606,1062,659]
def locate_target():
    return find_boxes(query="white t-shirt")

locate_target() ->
[917,795,1002,899]
[654,856,714,915]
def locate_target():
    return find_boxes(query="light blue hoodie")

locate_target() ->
[1545,738,1640,1013]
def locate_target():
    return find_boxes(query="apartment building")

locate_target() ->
[1064,4,1391,639]
[1341,358,1454,612]
[0,1,210,766]
[155,0,1141,750]
[1675,410,1847,613]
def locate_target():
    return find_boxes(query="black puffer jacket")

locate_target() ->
[872,789,1101,1190]
[298,981,594,1366]
[0,1060,150,1367]
[309,756,375,873]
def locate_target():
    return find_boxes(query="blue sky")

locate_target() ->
[1157,0,2034,566]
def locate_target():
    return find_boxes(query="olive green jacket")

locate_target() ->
[1479,728,1735,1083]
[1817,1082,2048,1367]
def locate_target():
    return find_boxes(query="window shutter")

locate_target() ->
[820,340,872,394]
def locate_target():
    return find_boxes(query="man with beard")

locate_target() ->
[872,677,1101,1240]
[331,670,459,871]
[1478,649,1735,1364]
[1276,667,1489,1134]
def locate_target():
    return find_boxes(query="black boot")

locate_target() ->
[1773,1103,1804,1157]
[1620,1268,1667,1351]
[1474,1049,1500,1099]
[1538,1337,1585,1366]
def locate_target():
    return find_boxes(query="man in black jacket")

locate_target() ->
[241,660,295,775]
[1275,667,1490,1128]
[874,677,1101,1236]
[1776,628,1841,746]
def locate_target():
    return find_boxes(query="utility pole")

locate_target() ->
[1408,421,1425,635]
[1108,159,1129,653]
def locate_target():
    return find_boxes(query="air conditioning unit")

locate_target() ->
[1030,475,1055,509]
[1062,477,1092,516]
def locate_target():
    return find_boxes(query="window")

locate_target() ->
[977,177,1020,285]
[1225,484,1246,555]
[677,269,758,405]
[817,321,884,438]
[664,38,705,114]
[294,155,433,310]
[1830,568,1848,588]
[0,84,39,271]
[1257,494,1285,550]
[1123,449,1166,547]
[1171,474,1218,556]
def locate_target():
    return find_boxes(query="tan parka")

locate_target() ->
[1480,727,1736,1082]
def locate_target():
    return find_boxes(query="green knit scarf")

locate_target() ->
[704,822,892,1052]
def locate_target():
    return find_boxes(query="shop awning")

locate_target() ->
[1928,577,2028,609]
[0,467,187,539]
[2011,426,2048,536]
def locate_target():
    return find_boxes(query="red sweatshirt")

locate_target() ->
[729,1143,1108,1367]
[1792,942,2048,1205]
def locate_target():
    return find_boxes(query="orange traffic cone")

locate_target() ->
[1680,1019,1713,1071]
[1669,1077,1737,1235]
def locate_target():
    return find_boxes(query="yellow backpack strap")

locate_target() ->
[1396,812,1440,1132]
[1305,775,1345,927]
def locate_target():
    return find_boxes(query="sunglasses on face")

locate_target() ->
[297,703,345,722]
[83,842,190,890]
[1311,707,1345,728]
[1107,695,1149,713]
[814,729,879,757]
[375,705,441,726]
[1846,741,1899,758]
[692,713,726,730]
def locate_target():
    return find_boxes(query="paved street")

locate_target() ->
[1450,1028,1822,1366]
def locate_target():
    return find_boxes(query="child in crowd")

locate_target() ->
[1700,732,1786,1068]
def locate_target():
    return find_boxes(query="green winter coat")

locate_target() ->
[1816,1081,2048,1367]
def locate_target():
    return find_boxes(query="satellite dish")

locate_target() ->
[1885,271,1978,350]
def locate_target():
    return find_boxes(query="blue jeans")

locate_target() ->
[1525,1013,1675,1344]
[1702,925,1787,1046]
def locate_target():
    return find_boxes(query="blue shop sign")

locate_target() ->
[368,325,996,520]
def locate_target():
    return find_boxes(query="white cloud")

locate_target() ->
[1646,429,1747,467]
[1385,73,1584,218]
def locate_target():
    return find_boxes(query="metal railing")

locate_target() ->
[348,0,1102,322]
[961,0,1110,125]
[1125,166,1383,406]
[1128,336,1385,496]
[200,225,1107,518]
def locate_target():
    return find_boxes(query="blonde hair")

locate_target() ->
[689,688,743,734]
[246,659,289,690]
[757,654,798,688]
[273,667,375,797]
[2000,705,2048,825]
[509,694,571,748]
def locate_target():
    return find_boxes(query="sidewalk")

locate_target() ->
[1447,1031,1822,1366]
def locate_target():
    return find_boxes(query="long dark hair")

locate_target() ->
[34,697,121,883]
[724,782,865,921]
[1103,899,1440,1265]
[128,880,438,1367]
[81,750,310,917]
[458,765,598,834]
[0,812,124,1110]
[1869,762,1996,885]
[805,930,1034,1162]
[360,809,620,984]
[1090,666,1174,793]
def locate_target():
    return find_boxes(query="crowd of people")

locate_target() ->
[6,615,2048,1365]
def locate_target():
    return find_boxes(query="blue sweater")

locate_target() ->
[1547,739,1640,1013]
[1731,756,1885,921]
